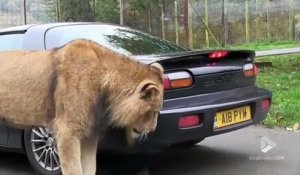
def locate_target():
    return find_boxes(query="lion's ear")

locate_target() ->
[138,81,161,102]
[150,62,164,75]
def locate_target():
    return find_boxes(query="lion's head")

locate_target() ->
[108,62,164,144]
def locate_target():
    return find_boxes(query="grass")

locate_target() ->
[256,55,300,128]
[229,40,300,51]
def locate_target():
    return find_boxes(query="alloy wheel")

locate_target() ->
[30,127,60,171]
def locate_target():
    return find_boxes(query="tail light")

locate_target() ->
[209,51,229,60]
[178,115,201,129]
[244,63,259,78]
[261,99,270,110]
[163,71,193,90]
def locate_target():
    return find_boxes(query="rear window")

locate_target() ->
[0,34,24,51]
[45,25,186,55]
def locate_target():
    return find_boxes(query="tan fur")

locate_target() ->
[0,39,164,175]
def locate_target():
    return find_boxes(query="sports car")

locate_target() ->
[0,23,271,175]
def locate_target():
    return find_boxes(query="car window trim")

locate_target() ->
[0,30,26,36]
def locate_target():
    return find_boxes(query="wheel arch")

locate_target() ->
[7,127,24,150]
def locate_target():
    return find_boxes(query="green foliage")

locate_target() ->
[95,0,162,26]
[229,41,300,51]
[96,0,119,23]
[60,0,94,22]
[43,0,57,21]
[257,55,300,128]
[126,0,161,30]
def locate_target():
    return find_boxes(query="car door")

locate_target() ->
[0,33,25,146]
[0,125,8,145]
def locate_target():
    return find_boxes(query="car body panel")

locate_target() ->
[0,125,8,146]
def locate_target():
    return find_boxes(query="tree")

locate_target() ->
[95,0,162,31]
[125,0,161,31]
[96,0,119,24]
[60,0,94,22]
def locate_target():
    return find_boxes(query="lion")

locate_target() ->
[0,39,164,175]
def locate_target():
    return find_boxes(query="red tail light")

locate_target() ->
[244,63,259,78]
[253,64,259,76]
[163,75,171,90]
[209,51,229,59]
[178,115,200,129]
[163,71,193,90]
[261,99,270,110]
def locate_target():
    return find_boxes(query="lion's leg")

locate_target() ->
[81,135,99,175]
[54,124,83,175]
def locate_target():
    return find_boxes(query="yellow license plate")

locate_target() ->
[214,106,251,129]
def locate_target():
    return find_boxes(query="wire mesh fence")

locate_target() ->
[161,0,300,48]
[0,0,300,49]
[0,0,56,28]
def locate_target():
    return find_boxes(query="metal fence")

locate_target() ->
[0,0,55,28]
[1,0,300,49]
[158,0,300,49]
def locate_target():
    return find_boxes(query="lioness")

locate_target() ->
[0,39,164,175]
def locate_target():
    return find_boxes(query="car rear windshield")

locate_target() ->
[0,34,24,51]
[45,25,187,55]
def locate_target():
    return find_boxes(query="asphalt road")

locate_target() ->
[0,125,299,175]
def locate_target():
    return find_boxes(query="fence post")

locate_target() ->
[184,0,189,48]
[120,0,124,25]
[161,2,166,40]
[205,0,209,48]
[93,0,96,21]
[292,6,295,41]
[221,0,226,47]
[188,1,193,49]
[267,0,270,41]
[23,0,27,24]
[256,0,259,43]
[288,0,295,41]
[147,0,152,33]
[56,0,60,22]
[174,0,179,44]
[245,0,249,43]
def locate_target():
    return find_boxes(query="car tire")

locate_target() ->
[172,138,206,148]
[24,127,61,175]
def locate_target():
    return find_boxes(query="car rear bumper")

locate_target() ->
[101,85,272,152]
